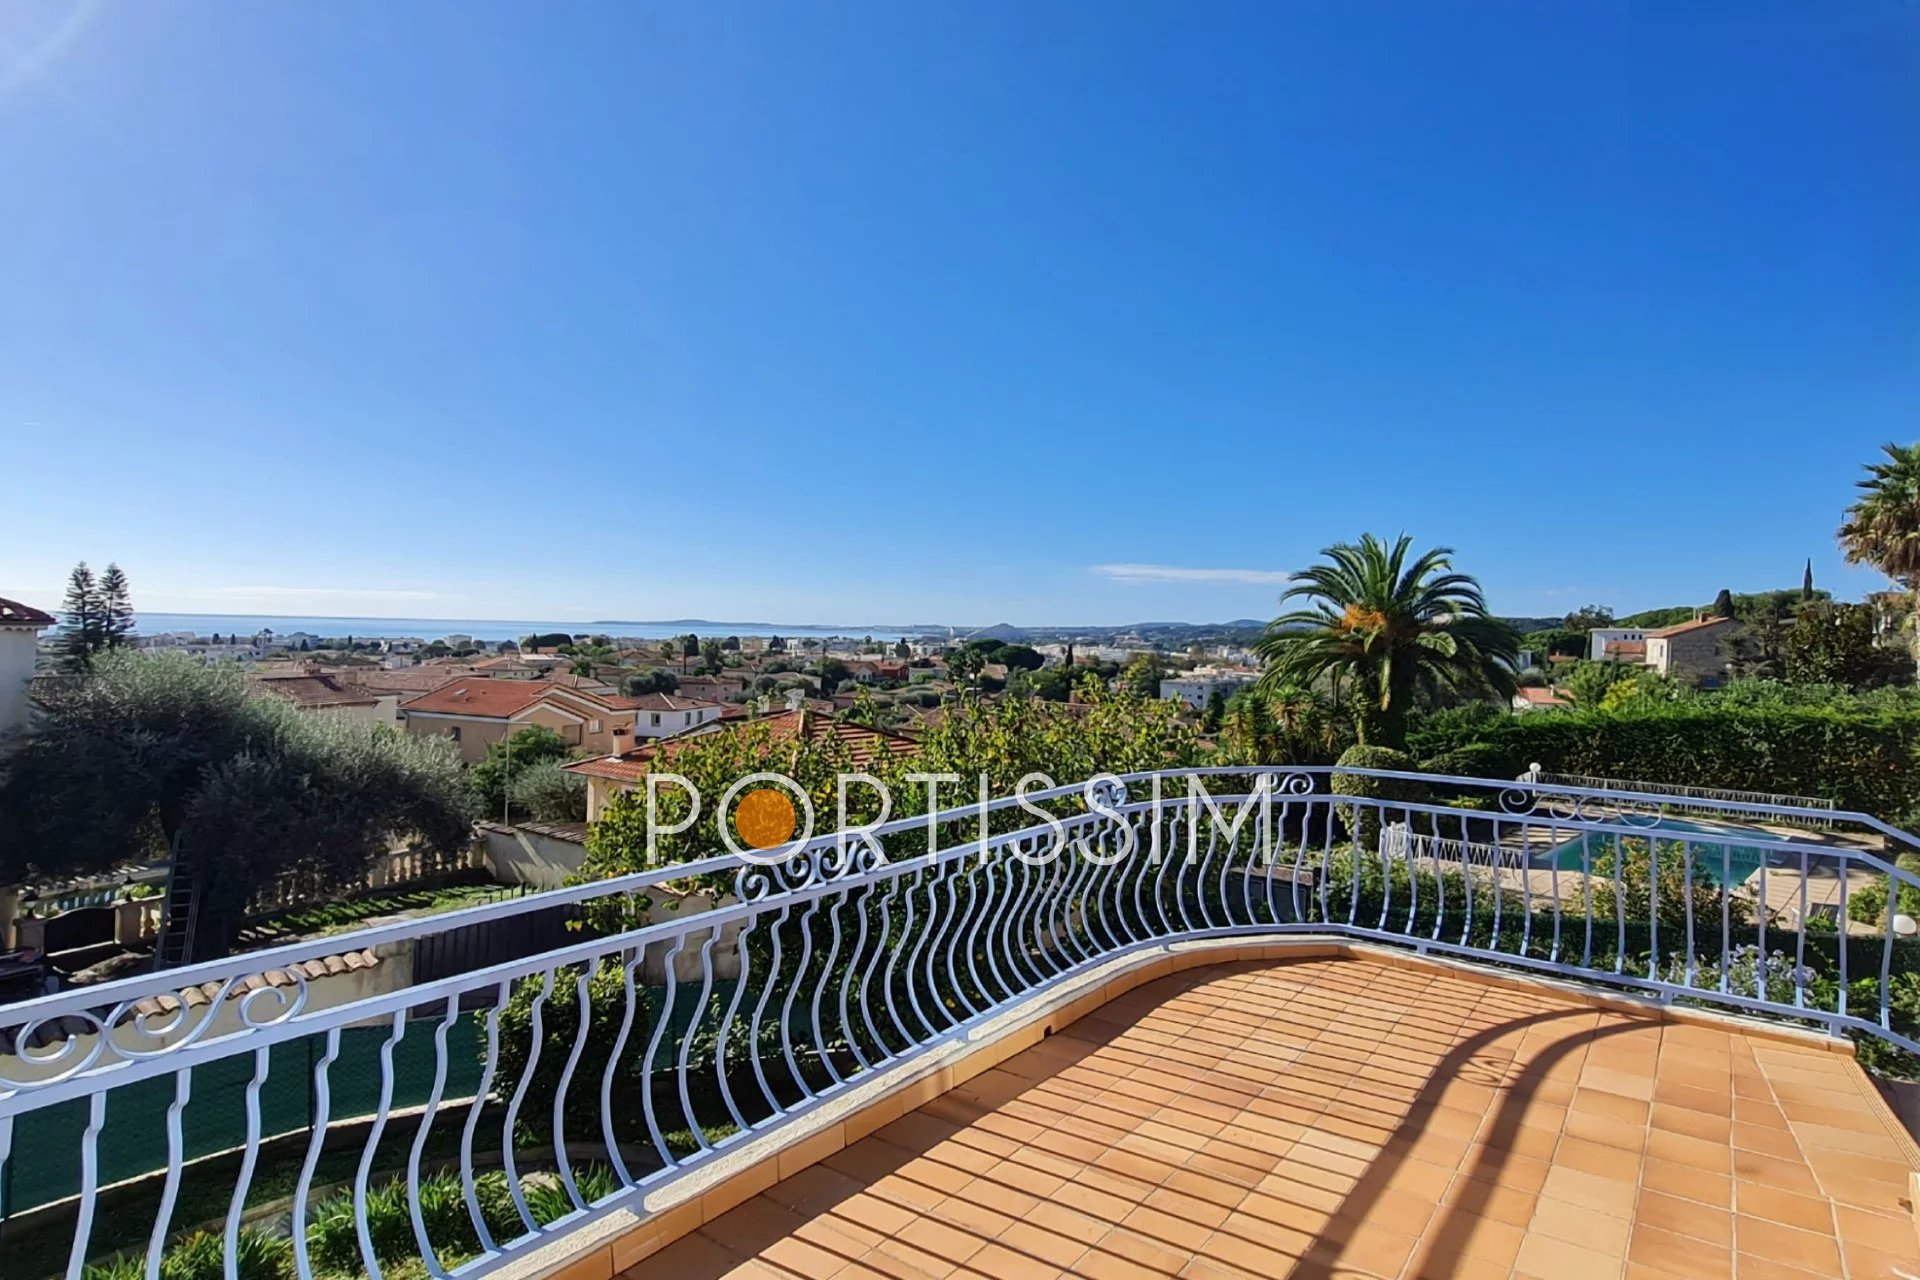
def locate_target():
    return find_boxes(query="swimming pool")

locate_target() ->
[1542,816,1780,886]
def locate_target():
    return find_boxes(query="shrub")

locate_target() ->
[471,725,572,819]
[1581,837,1755,931]
[509,760,588,823]
[1331,745,1427,852]
[1660,946,1814,1006]
[84,1230,294,1280]
[1847,874,1920,928]
[493,961,661,1145]
[1418,742,1520,781]
[1404,702,1920,816]
[304,1169,544,1275]
[1850,880,1888,925]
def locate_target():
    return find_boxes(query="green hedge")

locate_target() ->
[1330,745,1427,850]
[1408,704,1920,816]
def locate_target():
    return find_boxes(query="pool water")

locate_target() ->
[1543,817,1778,886]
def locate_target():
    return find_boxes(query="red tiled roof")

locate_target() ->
[626,692,722,712]
[564,709,913,783]
[1602,640,1646,657]
[401,680,635,718]
[251,673,380,710]
[1648,616,1736,637]
[336,667,462,696]
[718,697,833,720]
[1514,687,1572,707]
[0,598,56,628]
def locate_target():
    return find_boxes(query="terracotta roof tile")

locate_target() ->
[338,668,463,696]
[626,692,723,712]
[0,597,56,627]
[564,709,912,783]
[250,673,380,710]
[1648,616,1736,637]
[401,679,635,718]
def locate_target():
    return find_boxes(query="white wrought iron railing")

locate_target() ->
[1523,767,1838,826]
[3,767,1917,1280]
[1378,822,1534,871]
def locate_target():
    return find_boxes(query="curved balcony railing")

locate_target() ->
[1522,767,1839,826]
[3,767,1917,1279]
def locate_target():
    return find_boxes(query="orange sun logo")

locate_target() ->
[735,787,798,850]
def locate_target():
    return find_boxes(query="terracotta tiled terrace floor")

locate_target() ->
[626,956,1920,1280]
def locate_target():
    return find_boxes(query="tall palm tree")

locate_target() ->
[1254,534,1518,748]
[1838,443,1920,673]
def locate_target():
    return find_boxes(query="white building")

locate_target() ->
[628,692,726,738]
[1585,628,1648,663]
[1158,666,1259,710]
[0,598,55,741]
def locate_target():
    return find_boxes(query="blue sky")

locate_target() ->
[2,2,1915,626]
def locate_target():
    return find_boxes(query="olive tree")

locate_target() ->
[0,652,472,962]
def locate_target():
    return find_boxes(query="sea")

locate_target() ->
[128,613,926,644]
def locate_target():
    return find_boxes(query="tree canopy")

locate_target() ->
[582,685,1200,893]
[623,668,679,696]
[1840,442,1920,672]
[57,561,134,672]
[470,724,574,822]
[0,653,471,960]
[1784,602,1910,690]
[1254,534,1518,748]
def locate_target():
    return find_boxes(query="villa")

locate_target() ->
[398,679,650,762]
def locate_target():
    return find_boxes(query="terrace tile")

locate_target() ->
[618,955,1918,1279]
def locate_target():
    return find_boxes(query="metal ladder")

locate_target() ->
[151,833,198,970]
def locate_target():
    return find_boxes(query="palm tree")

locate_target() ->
[945,645,984,690]
[1838,443,1920,673]
[1254,534,1518,748]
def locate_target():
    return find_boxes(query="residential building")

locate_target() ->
[628,691,725,739]
[466,654,563,680]
[0,597,55,740]
[248,671,382,722]
[1584,626,1648,662]
[331,666,463,727]
[1511,686,1572,712]
[1601,638,1646,664]
[563,706,912,820]
[397,680,646,762]
[676,673,750,702]
[842,658,908,683]
[720,691,835,721]
[1159,665,1259,709]
[1645,615,1740,686]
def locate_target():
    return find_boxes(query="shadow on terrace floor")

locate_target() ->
[627,954,1919,1279]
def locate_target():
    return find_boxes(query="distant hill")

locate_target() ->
[1501,617,1564,634]
[1507,587,1831,637]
